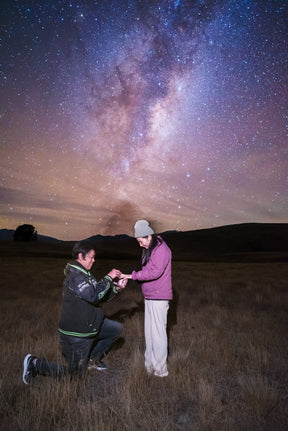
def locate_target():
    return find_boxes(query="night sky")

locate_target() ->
[1,0,287,240]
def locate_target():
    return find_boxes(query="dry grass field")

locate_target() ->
[0,244,287,430]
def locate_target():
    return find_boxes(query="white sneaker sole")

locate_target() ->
[23,353,32,384]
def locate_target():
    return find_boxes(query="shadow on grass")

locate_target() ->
[107,301,144,323]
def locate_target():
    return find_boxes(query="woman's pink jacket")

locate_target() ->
[132,237,172,300]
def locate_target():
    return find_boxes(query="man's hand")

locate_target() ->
[114,278,128,290]
[108,268,121,279]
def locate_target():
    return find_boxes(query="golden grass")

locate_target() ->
[0,253,287,430]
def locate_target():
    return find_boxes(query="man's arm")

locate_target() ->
[71,268,121,304]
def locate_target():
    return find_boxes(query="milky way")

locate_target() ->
[1,0,287,239]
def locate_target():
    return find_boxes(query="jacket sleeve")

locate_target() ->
[70,272,118,304]
[132,246,169,281]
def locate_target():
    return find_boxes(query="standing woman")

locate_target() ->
[122,220,172,377]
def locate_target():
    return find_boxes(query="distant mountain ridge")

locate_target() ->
[73,223,288,260]
[0,223,287,260]
[161,223,288,258]
[0,229,61,243]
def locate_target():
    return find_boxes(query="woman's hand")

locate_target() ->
[120,273,132,279]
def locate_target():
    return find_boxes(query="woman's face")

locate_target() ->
[137,235,151,249]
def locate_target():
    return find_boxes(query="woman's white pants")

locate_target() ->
[144,299,169,377]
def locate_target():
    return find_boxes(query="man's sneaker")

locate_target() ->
[23,354,37,384]
[87,359,107,371]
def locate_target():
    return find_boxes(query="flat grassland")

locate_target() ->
[0,245,287,430]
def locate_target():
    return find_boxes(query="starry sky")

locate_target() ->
[1,0,287,240]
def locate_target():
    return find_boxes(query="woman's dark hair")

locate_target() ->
[72,241,94,259]
[141,234,162,265]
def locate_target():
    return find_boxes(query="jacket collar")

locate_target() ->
[64,260,91,276]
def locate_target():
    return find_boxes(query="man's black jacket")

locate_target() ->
[59,261,119,337]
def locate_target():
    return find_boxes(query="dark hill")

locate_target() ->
[84,234,138,259]
[84,223,288,261]
[0,229,61,243]
[0,223,287,261]
[161,223,288,259]
[0,229,14,240]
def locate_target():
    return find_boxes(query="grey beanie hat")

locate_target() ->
[134,220,154,238]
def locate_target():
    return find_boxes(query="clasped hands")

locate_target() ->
[107,269,132,291]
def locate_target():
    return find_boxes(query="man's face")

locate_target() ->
[137,236,151,249]
[79,249,95,270]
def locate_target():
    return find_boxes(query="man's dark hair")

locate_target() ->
[72,241,94,259]
[141,234,162,265]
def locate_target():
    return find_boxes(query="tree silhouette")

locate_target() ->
[13,224,37,241]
